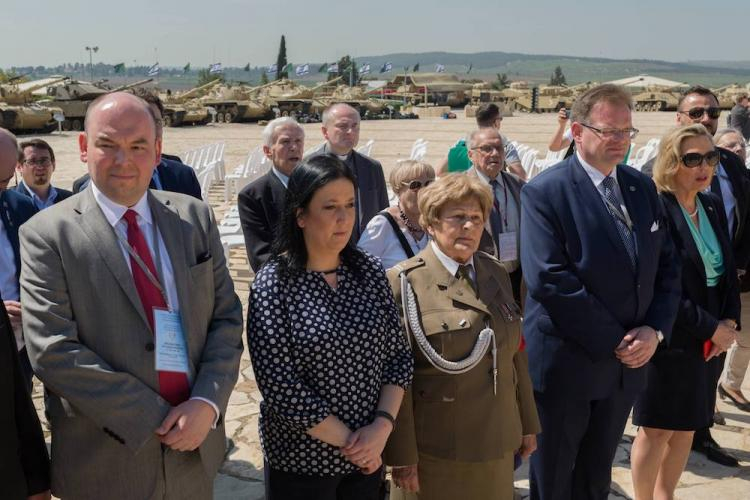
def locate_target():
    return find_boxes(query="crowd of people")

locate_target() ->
[1,83,749,500]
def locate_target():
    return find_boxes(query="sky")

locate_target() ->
[4,0,747,68]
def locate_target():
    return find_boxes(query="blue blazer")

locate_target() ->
[520,156,681,399]
[0,190,38,279]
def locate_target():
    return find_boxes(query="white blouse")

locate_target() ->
[358,213,429,270]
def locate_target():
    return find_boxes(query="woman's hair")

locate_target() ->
[418,173,493,229]
[271,154,362,273]
[653,124,714,193]
[389,160,435,196]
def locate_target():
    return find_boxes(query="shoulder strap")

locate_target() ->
[378,211,415,258]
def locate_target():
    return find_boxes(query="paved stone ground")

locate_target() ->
[32,182,750,499]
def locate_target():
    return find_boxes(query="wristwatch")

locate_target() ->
[655,330,664,343]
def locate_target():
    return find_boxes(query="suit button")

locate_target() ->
[145,342,155,352]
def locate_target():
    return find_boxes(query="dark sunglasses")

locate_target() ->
[681,150,720,168]
[679,107,721,120]
[402,179,434,190]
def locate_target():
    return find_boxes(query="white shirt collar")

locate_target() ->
[431,241,475,278]
[271,166,290,188]
[576,152,618,189]
[91,182,152,228]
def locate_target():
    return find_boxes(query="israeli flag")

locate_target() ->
[435,63,446,73]
[295,64,310,76]
[381,62,393,73]
[328,62,339,73]
[267,63,278,74]
[209,63,223,74]
[147,63,160,77]
[359,63,371,75]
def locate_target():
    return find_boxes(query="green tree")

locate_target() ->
[328,55,358,85]
[196,68,223,86]
[276,35,288,80]
[493,73,510,90]
[550,66,566,86]
[260,72,269,85]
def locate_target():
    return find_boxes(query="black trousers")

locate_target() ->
[18,347,33,395]
[529,388,635,500]
[264,464,383,500]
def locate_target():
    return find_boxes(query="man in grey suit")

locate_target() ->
[20,92,243,499]
[313,103,389,241]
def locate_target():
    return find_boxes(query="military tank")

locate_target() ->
[632,86,682,111]
[253,76,344,118]
[314,84,387,117]
[0,76,67,134]
[513,85,575,113]
[160,81,217,126]
[714,84,750,110]
[45,78,153,131]
[199,80,286,122]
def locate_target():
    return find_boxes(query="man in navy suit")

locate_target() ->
[0,128,39,394]
[15,139,73,209]
[238,117,304,272]
[520,85,681,500]
[72,93,202,201]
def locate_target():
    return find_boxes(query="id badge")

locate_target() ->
[498,232,518,262]
[154,308,189,374]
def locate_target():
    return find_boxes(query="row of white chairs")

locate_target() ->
[181,142,226,199]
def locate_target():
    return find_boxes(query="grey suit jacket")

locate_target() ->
[20,188,243,499]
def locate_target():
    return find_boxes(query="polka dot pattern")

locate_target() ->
[248,252,413,476]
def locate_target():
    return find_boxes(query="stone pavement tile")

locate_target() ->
[213,473,265,500]
[671,477,750,499]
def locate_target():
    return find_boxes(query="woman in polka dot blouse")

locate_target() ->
[248,155,414,500]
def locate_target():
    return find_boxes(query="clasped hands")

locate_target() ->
[155,399,216,452]
[705,319,738,361]
[339,418,392,475]
[615,326,659,368]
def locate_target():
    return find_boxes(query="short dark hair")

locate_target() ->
[132,88,165,118]
[272,154,363,273]
[475,103,501,127]
[19,138,55,164]
[678,85,719,109]
[571,84,632,124]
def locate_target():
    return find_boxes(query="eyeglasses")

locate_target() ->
[441,214,484,226]
[23,158,52,167]
[401,179,434,190]
[471,144,505,155]
[681,151,720,168]
[580,123,639,140]
[678,107,721,120]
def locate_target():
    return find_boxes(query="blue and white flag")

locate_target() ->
[267,63,278,74]
[359,63,371,75]
[380,62,393,73]
[147,63,160,77]
[295,64,310,76]
[435,63,446,73]
[209,63,222,74]
[328,62,339,73]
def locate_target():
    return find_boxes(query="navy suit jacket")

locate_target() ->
[72,158,202,201]
[520,156,681,399]
[238,171,287,273]
[0,190,38,279]
[14,181,73,206]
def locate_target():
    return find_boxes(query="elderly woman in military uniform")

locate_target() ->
[384,174,540,500]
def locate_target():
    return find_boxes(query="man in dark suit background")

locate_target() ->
[311,103,388,241]
[72,92,202,201]
[521,84,681,500]
[0,128,39,394]
[15,139,72,209]
[641,86,750,466]
[238,117,304,272]
[0,299,50,500]
[466,127,525,303]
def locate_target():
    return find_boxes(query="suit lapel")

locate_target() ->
[701,192,734,277]
[570,158,633,271]
[266,171,287,219]
[663,193,705,281]
[75,188,150,328]
[617,167,650,278]
[422,245,490,316]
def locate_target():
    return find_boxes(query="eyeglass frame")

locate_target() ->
[579,123,639,140]
[22,157,53,167]
[470,144,506,155]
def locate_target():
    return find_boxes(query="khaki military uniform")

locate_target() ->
[384,245,540,500]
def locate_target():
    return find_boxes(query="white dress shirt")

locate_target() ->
[271,166,290,188]
[577,153,631,218]
[431,241,476,283]
[91,184,219,420]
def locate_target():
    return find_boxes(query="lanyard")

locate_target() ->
[114,217,170,309]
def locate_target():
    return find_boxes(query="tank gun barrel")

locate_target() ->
[1,76,68,104]
[311,75,344,92]
[177,79,222,101]
[110,78,154,92]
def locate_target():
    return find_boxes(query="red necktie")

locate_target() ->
[123,209,190,406]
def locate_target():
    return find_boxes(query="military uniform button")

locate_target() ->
[441,321,449,330]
